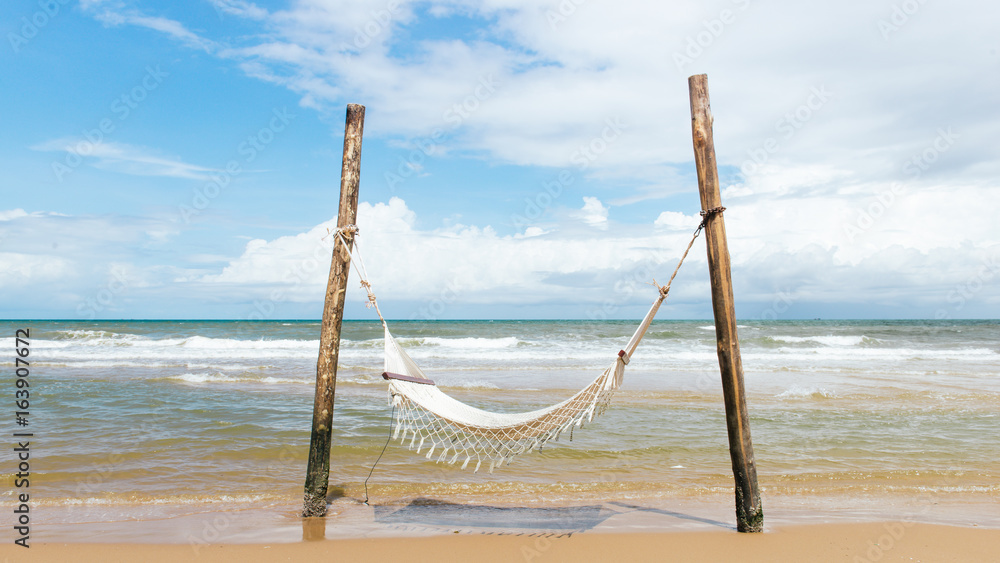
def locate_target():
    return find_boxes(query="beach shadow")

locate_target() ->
[374,498,613,532]
[607,501,734,530]
[326,485,346,502]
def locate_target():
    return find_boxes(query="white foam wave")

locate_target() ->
[777,386,837,399]
[747,346,997,362]
[58,329,125,339]
[420,336,520,349]
[31,360,262,370]
[23,328,999,377]
[43,331,145,348]
[772,335,867,346]
[168,373,308,385]
[437,379,501,390]
[179,336,314,350]
[33,334,319,364]
[260,376,311,384]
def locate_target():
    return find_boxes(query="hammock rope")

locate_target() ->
[337,211,713,472]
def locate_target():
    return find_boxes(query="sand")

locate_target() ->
[3,523,999,562]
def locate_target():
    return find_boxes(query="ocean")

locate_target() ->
[3,318,999,539]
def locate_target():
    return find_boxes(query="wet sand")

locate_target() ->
[4,522,999,563]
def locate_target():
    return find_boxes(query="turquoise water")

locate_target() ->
[2,319,998,521]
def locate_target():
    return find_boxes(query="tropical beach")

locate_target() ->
[5,0,1000,560]
[3,319,999,559]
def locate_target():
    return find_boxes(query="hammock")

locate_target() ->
[381,292,665,473]
[334,216,706,472]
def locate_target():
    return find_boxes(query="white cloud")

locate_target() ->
[518,226,548,238]
[0,253,74,287]
[3,197,999,318]
[31,139,224,180]
[193,196,1000,318]
[654,211,699,231]
[0,209,29,221]
[577,197,608,230]
[93,9,215,51]
[203,197,698,307]
[0,211,189,317]
[209,1,999,183]
[80,1,1000,189]
[210,0,268,20]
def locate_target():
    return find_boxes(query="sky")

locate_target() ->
[1,0,998,320]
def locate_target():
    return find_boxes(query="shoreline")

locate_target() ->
[5,522,1000,562]
[16,491,1000,544]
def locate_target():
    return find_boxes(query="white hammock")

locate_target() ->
[382,293,665,473]
[332,219,704,473]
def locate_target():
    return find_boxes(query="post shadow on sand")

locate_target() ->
[607,501,734,530]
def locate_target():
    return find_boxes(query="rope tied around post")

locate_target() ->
[653,206,725,300]
[327,224,387,328]
[697,206,726,234]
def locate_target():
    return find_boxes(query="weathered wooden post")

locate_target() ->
[303,103,365,517]
[687,74,763,533]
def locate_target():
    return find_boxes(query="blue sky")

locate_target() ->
[1,0,998,320]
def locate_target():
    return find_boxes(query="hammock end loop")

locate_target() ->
[618,349,630,365]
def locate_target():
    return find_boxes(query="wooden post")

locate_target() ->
[302,103,365,517]
[687,74,763,533]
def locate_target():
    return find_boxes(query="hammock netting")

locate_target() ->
[382,292,665,473]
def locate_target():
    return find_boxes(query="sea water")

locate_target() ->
[2,319,998,532]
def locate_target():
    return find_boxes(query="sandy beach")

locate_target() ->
[4,522,999,562]
[7,491,1000,562]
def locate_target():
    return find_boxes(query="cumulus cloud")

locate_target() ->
[202,197,699,309]
[654,211,700,231]
[577,197,609,230]
[191,196,1000,318]
[3,195,999,318]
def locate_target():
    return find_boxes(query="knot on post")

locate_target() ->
[699,206,726,222]
[695,206,726,236]
[336,224,358,239]
[322,224,359,244]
